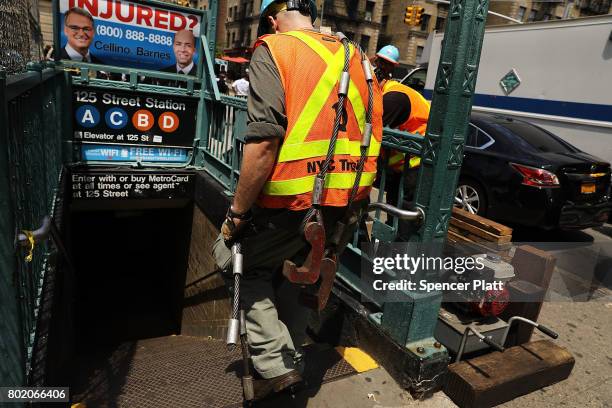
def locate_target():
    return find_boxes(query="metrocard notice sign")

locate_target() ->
[72,86,197,149]
[58,0,202,70]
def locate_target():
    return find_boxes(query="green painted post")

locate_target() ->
[206,0,218,57]
[379,0,490,390]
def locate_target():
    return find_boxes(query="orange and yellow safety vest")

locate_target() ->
[255,30,383,211]
[383,80,430,172]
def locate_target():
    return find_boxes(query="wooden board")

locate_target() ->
[511,245,556,290]
[448,226,512,250]
[449,216,512,244]
[446,230,511,260]
[452,208,513,237]
[444,340,574,408]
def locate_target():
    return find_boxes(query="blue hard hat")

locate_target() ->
[376,45,400,65]
[257,0,318,37]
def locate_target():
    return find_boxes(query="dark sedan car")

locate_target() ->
[455,113,612,230]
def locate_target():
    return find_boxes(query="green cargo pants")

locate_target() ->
[212,210,311,379]
[212,204,364,379]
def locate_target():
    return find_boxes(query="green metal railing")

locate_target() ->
[195,95,248,193]
[195,98,423,210]
[0,63,67,388]
[194,0,489,387]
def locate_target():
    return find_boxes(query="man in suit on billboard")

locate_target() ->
[162,29,197,76]
[61,7,102,63]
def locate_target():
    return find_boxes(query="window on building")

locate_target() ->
[229,6,233,18]
[365,1,375,21]
[517,6,526,21]
[348,0,359,18]
[246,28,252,45]
[381,15,388,28]
[226,32,230,47]
[360,34,370,52]
[231,31,235,45]
[528,9,536,21]
[420,14,431,31]
[435,16,445,30]
[416,46,424,60]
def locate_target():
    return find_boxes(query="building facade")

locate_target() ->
[224,0,260,58]
[320,0,385,56]
[36,0,612,68]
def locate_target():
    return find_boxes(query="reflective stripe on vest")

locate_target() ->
[383,81,429,171]
[263,171,377,196]
[276,31,380,163]
[382,80,430,135]
[256,30,383,209]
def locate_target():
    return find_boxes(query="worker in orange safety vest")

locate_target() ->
[212,0,383,400]
[372,45,430,207]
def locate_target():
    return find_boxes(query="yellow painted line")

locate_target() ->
[335,346,379,373]
[71,404,87,408]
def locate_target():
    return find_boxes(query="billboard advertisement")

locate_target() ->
[57,0,202,72]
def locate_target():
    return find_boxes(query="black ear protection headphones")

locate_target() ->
[285,0,312,16]
[260,0,312,36]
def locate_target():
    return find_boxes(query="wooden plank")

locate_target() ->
[452,207,513,236]
[450,216,512,244]
[445,340,574,408]
[447,230,512,262]
[511,245,556,290]
[448,226,512,250]
[447,230,493,255]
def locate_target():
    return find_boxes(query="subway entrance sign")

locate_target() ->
[72,86,197,163]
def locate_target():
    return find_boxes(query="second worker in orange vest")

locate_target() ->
[212,0,383,399]
[372,45,430,210]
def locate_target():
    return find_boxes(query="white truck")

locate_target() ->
[403,15,612,164]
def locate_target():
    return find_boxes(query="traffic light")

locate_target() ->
[414,7,424,25]
[404,6,415,25]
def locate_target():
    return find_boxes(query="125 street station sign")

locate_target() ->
[73,86,197,148]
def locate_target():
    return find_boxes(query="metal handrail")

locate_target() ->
[456,326,504,362]
[368,202,425,223]
[500,316,558,347]
[16,217,51,247]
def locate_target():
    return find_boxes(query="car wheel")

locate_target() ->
[455,179,487,216]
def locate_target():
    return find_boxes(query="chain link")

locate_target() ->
[0,0,43,74]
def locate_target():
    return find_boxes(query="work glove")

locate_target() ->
[221,206,252,247]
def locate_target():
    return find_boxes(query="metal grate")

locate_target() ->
[71,335,357,407]
[0,1,42,74]
[1,67,66,388]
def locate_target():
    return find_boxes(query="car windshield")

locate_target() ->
[493,121,575,153]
